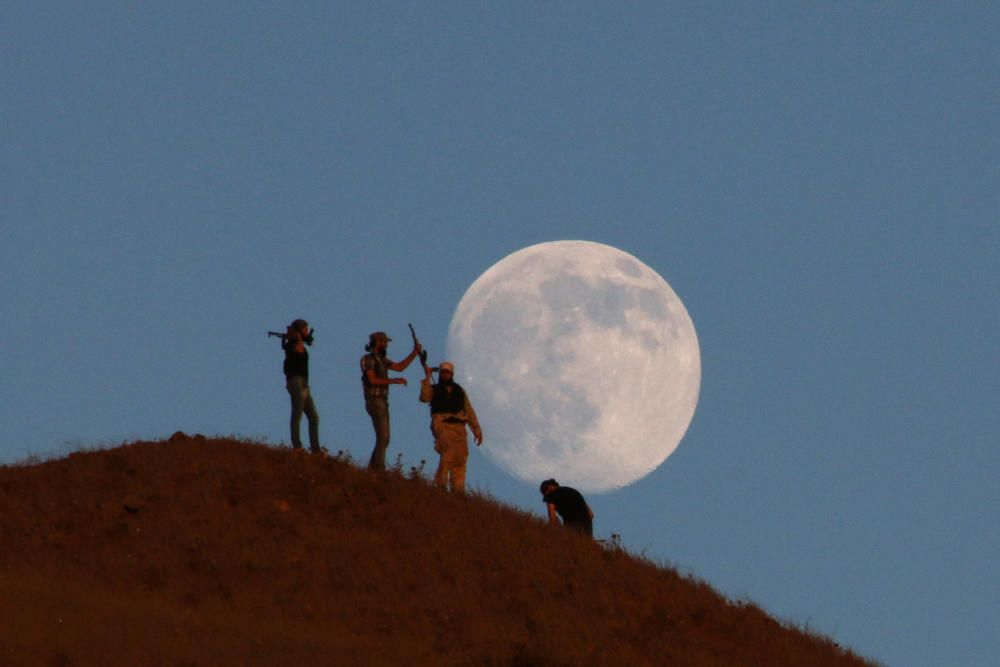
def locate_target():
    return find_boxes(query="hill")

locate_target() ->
[0,436,876,666]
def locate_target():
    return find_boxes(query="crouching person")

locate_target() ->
[540,479,594,537]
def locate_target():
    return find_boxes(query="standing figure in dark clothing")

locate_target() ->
[281,318,320,453]
[540,479,594,537]
[360,330,421,471]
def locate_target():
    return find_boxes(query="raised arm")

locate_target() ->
[388,341,421,372]
[419,366,434,403]
[284,328,305,354]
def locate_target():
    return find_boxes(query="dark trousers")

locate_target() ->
[566,518,593,538]
[286,376,319,452]
[365,397,390,470]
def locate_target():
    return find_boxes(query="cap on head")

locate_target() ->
[291,319,309,331]
[369,331,391,342]
[438,361,454,373]
[540,478,559,494]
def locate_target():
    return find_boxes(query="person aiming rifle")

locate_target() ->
[268,328,315,344]
[272,319,320,454]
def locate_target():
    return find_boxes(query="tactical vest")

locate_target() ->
[430,383,466,414]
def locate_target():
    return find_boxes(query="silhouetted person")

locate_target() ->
[281,319,320,453]
[540,479,594,537]
[419,361,483,493]
[360,330,421,471]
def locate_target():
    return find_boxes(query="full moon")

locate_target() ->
[446,240,700,493]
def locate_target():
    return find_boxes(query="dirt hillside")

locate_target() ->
[0,436,875,666]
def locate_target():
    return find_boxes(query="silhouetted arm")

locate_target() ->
[388,342,421,372]
[419,373,434,403]
[465,396,483,445]
[285,328,305,354]
[365,367,407,388]
[546,503,560,526]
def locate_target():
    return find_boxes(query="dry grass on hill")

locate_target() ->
[0,436,877,666]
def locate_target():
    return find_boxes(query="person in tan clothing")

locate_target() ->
[419,361,483,493]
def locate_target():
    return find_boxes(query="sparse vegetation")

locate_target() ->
[0,437,876,666]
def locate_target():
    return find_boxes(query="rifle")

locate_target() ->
[408,323,430,373]
[268,329,315,345]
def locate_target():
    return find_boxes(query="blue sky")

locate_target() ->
[3,4,997,665]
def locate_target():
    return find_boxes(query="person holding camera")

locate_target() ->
[280,318,321,453]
